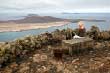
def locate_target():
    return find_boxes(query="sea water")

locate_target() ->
[0,13,110,42]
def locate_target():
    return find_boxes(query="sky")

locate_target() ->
[0,0,110,13]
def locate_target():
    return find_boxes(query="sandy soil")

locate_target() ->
[0,21,70,32]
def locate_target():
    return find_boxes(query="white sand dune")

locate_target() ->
[0,21,70,32]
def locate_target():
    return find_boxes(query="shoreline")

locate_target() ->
[0,21,71,33]
[0,18,106,33]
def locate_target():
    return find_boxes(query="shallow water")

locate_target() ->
[0,13,110,42]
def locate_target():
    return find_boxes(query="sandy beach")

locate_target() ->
[0,21,70,32]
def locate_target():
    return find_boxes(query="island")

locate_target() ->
[0,14,106,33]
[0,15,70,32]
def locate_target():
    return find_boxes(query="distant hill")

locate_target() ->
[62,12,80,14]
[0,14,67,23]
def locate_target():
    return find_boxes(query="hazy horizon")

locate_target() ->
[0,0,110,14]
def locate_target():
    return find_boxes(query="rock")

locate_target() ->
[89,61,102,70]
[41,54,48,62]
[33,54,40,62]
[37,68,42,72]
[20,62,29,68]
[74,65,78,69]
[33,54,48,62]
[29,57,32,59]
[42,66,47,71]
[94,42,102,49]
[33,54,40,57]
[90,58,94,62]
[106,57,110,61]
[72,58,79,64]
[10,62,18,68]
[57,62,64,72]
[108,53,110,55]
[105,49,109,52]
[47,45,52,49]
[19,66,30,73]
[64,69,71,73]
[90,50,94,53]
[100,63,104,67]
[94,57,102,61]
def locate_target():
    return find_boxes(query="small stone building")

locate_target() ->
[53,37,94,59]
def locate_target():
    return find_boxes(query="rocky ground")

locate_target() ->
[0,41,110,73]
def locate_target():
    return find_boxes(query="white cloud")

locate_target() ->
[0,0,110,13]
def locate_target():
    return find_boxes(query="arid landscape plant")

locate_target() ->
[0,27,110,68]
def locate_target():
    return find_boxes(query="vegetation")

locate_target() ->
[0,28,75,67]
[87,25,110,40]
[0,26,110,68]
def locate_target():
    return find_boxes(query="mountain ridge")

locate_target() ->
[0,14,67,23]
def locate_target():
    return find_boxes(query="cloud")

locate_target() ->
[0,0,110,13]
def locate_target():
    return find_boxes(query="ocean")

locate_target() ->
[0,13,110,42]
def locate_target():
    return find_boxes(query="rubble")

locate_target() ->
[0,28,110,73]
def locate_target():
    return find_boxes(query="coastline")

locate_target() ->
[0,21,71,33]
[0,18,106,33]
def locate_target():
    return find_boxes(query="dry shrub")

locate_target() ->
[88,25,100,40]
[98,31,110,40]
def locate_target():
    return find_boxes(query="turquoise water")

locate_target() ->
[0,25,69,42]
[0,13,110,42]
